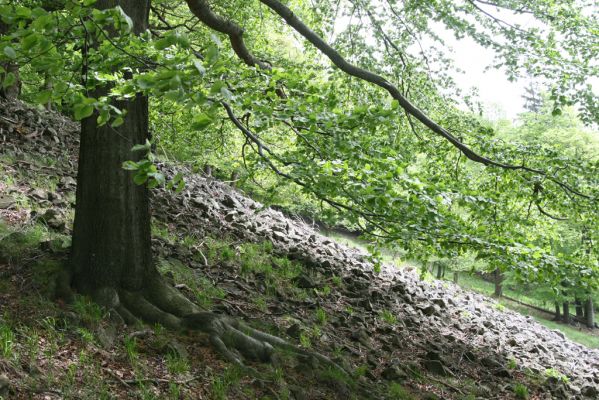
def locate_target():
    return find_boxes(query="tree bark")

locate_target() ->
[0,19,20,100]
[493,268,503,297]
[436,263,444,279]
[43,72,53,111]
[452,271,458,284]
[562,301,571,324]
[553,302,561,321]
[575,298,584,318]
[70,0,152,294]
[585,298,594,329]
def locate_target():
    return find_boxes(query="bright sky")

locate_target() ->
[431,4,543,121]
[441,33,530,121]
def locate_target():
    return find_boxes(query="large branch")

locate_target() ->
[184,0,269,69]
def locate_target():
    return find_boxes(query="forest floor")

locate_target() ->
[1,99,599,400]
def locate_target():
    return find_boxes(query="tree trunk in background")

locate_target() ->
[493,268,503,297]
[453,271,459,284]
[70,0,152,295]
[43,72,53,110]
[575,298,584,319]
[562,302,571,324]
[230,171,239,187]
[0,19,20,100]
[436,264,443,279]
[585,299,594,329]
[554,303,561,321]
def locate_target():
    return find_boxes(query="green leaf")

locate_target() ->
[97,110,110,126]
[191,113,213,130]
[74,103,94,120]
[131,140,151,152]
[391,99,399,109]
[21,34,38,51]
[192,59,206,76]
[111,117,124,127]
[133,173,148,185]
[154,38,171,51]
[34,90,52,105]
[3,46,16,59]
[122,160,139,170]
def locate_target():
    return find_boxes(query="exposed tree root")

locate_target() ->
[57,270,350,382]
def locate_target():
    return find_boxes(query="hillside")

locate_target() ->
[1,99,598,399]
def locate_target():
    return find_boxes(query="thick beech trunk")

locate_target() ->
[70,0,152,294]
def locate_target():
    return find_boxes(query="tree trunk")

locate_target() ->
[554,302,561,321]
[203,163,213,177]
[493,268,503,297]
[436,263,443,279]
[43,72,53,111]
[575,298,584,319]
[452,271,458,284]
[0,19,20,100]
[585,298,594,329]
[230,171,239,187]
[562,301,571,324]
[70,0,152,295]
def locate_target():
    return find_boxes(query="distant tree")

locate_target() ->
[522,82,543,114]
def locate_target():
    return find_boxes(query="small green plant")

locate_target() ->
[388,382,414,400]
[494,302,506,312]
[299,332,311,348]
[194,276,226,308]
[22,327,40,362]
[380,309,397,325]
[124,336,138,364]
[316,285,332,296]
[253,296,268,312]
[168,382,181,400]
[220,245,236,262]
[353,364,369,378]
[316,307,327,325]
[544,368,569,383]
[166,351,189,375]
[77,327,96,344]
[331,275,342,286]
[507,357,517,370]
[513,383,529,399]
[72,296,104,324]
[210,367,242,400]
[0,322,14,359]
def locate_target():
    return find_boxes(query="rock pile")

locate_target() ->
[155,166,599,399]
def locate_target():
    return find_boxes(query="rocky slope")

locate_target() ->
[1,99,598,399]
